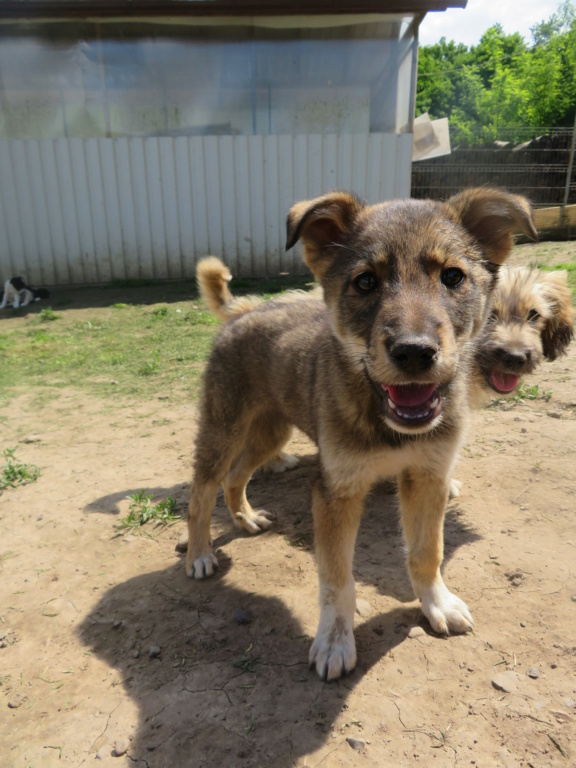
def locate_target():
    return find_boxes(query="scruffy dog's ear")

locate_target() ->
[538,270,574,360]
[286,192,364,280]
[447,188,538,267]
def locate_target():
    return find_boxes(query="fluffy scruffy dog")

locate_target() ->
[469,266,573,406]
[187,188,536,680]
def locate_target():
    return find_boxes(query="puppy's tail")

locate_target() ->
[196,256,263,322]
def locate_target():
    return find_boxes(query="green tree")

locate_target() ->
[416,2,576,143]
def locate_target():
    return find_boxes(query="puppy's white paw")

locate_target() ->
[449,479,463,499]
[420,581,473,635]
[186,552,218,580]
[260,452,299,474]
[235,508,274,534]
[273,452,299,473]
[309,616,356,681]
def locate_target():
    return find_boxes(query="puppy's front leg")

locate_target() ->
[309,479,364,681]
[399,469,473,635]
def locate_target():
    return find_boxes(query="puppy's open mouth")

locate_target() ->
[381,383,442,428]
[487,371,520,394]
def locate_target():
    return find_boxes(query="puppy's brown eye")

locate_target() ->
[353,272,378,294]
[527,308,540,322]
[441,267,465,288]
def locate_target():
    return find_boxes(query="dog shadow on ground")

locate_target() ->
[78,559,427,767]
[84,452,482,607]
[80,451,483,764]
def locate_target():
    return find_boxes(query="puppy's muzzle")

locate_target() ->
[484,346,535,394]
[388,338,439,375]
[493,347,532,371]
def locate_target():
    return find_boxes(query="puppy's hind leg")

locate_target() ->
[399,469,473,635]
[223,413,292,534]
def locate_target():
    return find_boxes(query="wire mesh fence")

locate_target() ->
[411,127,576,209]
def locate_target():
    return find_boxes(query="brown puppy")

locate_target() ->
[199,262,574,496]
[187,189,537,681]
[469,266,574,406]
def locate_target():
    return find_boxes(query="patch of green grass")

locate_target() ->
[38,308,60,322]
[0,276,314,404]
[0,448,40,493]
[0,302,220,401]
[114,490,179,533]
[138,350,161,376]
[514,383,553,402]
[536,262,576,297]
[491,383,553,409]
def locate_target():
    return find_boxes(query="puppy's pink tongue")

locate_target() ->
[490,372,519,393]
[384,383,437,407]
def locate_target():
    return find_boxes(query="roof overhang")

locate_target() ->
[0,1,467,21]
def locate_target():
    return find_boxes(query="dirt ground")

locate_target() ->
[1,254,576,767]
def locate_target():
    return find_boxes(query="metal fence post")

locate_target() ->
[560,111,576,226]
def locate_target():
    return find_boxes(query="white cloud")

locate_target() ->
[419,0,561,47]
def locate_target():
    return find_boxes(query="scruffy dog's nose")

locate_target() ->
[389,340,439,373]
[494,347,531,369]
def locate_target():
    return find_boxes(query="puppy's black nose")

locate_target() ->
[389,340,439,373]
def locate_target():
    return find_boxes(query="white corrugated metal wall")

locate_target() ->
[0,132,412,285]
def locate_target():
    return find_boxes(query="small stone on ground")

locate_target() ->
[346,737,366,751]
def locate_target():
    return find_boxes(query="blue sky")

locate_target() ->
[419,0,561,46]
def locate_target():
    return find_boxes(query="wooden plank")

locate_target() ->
[533,205,576,229]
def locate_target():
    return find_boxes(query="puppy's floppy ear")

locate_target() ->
[538,270,574,360]
[286,192,364,280]
[447,188,538,267]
